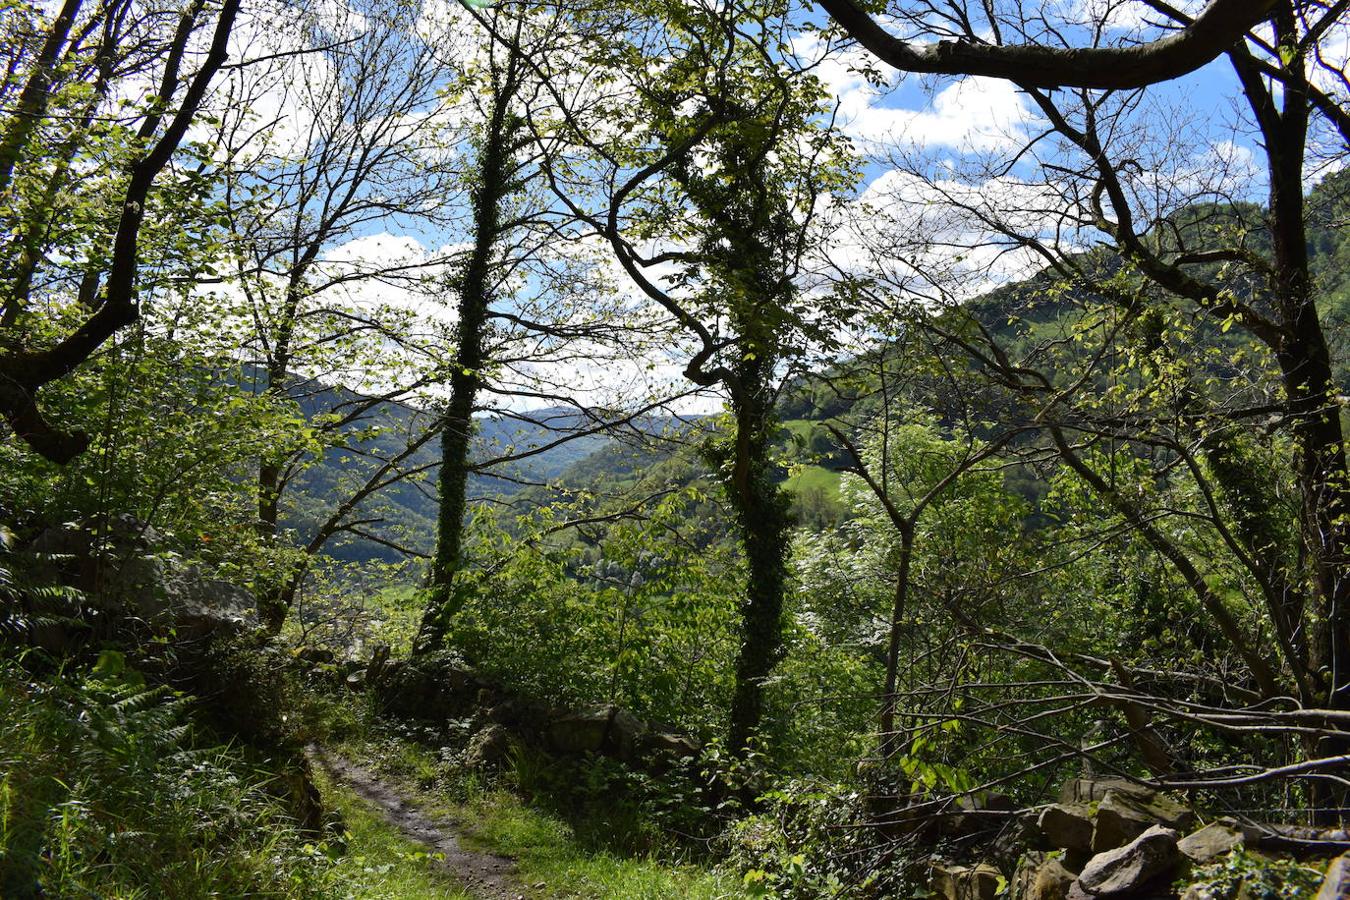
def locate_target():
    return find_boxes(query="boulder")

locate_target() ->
[929,862,1001,900]
[939,792,1015,839]
[992,811,1043,870]
[638,731,701,767]
[1249,823,1350,859]
[1040,804,1096,853]
[1060,777,1158,806]
[153,562,257,638]
[1014,851,1049,897]
[1030,859,1078,900]
[1178,822,1246,864]
[1318,853,1350,900]
[643,731,700,757]
[26,518,258,641]
[1076,824,1181,897]
[1092,789,1195,853]
[547,705,648,761]
[465,724,516,770]
[482,696,552,736]
[1014,852,1077,900]
[960,791,1015,813]
[295,645,335,666]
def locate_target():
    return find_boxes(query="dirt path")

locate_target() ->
[309,746,524,900]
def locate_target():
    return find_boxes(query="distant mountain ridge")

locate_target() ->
[274,375,675,563]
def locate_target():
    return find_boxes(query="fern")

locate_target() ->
[0,659,334,897]
[0,525,85,646]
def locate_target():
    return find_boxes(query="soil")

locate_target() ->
[309,746,524,900]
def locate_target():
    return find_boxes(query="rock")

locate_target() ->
[1249,823,1350,859]
[960,790,1015,813]
[1092,789,1195,853]
[28,517,257,639]
[1014,852,1048,896]
[636,731,702,773]
[1015,852,1077,900]
[929,862,1001,900]
[1318,853,1350,899]
[950,791,1017,833]
[153,563,258,638]
[547,705,648,761]
[939,793,1015,839]
[640,731,701,760]
[1040,804,1096,852]
[992,811,1042,870]
[1060,777,1157,805]
[1178,822,1246,864]
[345,669,366,689]
[465,724,515,770]
[1076,824,1181,896]
[1031,859,1078,900]
[483,696,551,736]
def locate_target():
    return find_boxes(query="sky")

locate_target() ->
[206,0,1349,415]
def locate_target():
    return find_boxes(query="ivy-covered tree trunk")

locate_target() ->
[414,44,522,655]
[414,361,483,652]
[724,332,792,757]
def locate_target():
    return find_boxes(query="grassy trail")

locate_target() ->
[313,738,743,900]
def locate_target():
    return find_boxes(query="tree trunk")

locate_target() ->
[256,325,294,632]
[1241,10,1350,820]
[879,526,914,758]
[725,353,792,757]
[414,368,481,652]
[414,45,520,655]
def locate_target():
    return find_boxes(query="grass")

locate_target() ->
[784,464,842,497]
[313,766,474,900]
[466,788,739,900]
[780,419,819,441]
[0,657,334,899]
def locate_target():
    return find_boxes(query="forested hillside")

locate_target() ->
[5,0,1350,898]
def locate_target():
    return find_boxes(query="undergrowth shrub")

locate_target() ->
[0,654,337,898]
[505,746,705,856]
[725,778,912,899]
[1181,849,1324,899]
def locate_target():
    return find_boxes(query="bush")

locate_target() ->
[1181,849,1324,899]
[724,778,914,899]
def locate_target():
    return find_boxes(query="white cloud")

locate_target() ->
[829,168,1081,303]
[854,77,1036,152]
[795,32,1037,154]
